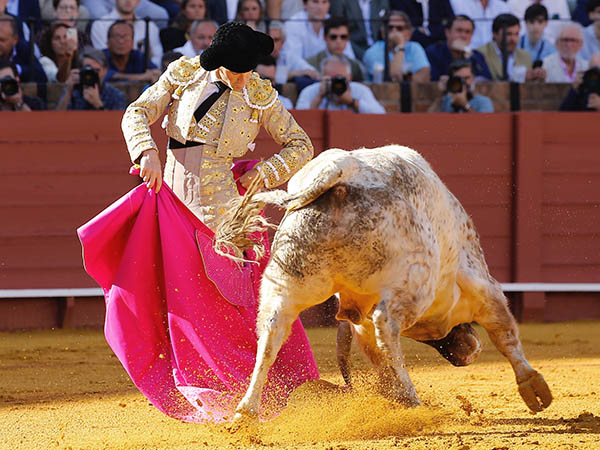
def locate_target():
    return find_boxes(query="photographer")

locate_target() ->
[0,61,45,111]
[560,53,600,111]
[296,55,385,113]
[56,47,126,110]
[428,59,494,113]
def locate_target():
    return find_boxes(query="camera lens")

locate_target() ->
[0,76,19,97]
[330,75,348,96]
[446,76,464,94]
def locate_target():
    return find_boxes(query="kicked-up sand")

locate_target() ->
[1,321,599,449]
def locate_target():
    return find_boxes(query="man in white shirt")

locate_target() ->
[82,0,169,26]
[450,0,510,49]
[581,0,600,60]
[90,0,163,68]
[284,0,356,60]
[543,22,589,82]
[506,0,570,43]
[296,55,385,113]
[173,20,217,57]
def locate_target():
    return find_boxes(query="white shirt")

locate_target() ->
[581,24,600,61]
[283,10,356,60]
[275,49,316,84]
[507,0,570,43]
[226,0,237,21]
[358,0,374,46]
[6,0,18,15]
[492,41,516,80]
[174,40,203,58]
[296,81,386,113]
[90,9,163,68]
[451,0,510,49]
[416,0,430,35]
[543,52,589,83]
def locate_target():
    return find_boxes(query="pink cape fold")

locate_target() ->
[77,172,319,423]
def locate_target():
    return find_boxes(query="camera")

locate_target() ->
[532,60,543,69]
[78,65,99,89]
[581,67,600,95]
[329,75,348,96]
[0,76,19,97]
[446,75,465,94]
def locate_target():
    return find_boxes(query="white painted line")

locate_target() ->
[0,288,103,298]
[501,283,600,292]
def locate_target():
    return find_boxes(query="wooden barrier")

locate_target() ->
[0,110,598,329]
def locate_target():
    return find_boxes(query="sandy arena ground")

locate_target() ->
[1,321,599,449]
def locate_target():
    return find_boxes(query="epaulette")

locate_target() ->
[165,56,203,99]
[243,72,278,110]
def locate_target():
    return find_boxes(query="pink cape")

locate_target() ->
[77,166,319,423]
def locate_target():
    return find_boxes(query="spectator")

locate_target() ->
[362,10,430,82]
[330,0,389,60]
[102,20,160,82]
[507,0,570,43]
[560,52,600,110]
[267,0,304,20]
[40,0,91,34]
[255,54,295,109]
[160,49,182,71]
[0,60,45,110]
[391,0,455,49]
[81,0,169,27]
[581,0,600,59]
[573,0,593,27]
[39,22,78,82]
[268,20,320,86]
[172,19,216,57]
[518,4,557,65]
[450,0,509,49]
[0,14,47,82]
[160,0,208,52]
[235,0,265,32]
[296,55,386,112]
[284,0,356,60]
[90,0,163,68]
[426,14,492,81]
[307,17,366,81]
[56,46,126,110]
[543,22,589,82]
[1,0,35,42]
[206,0,237,24]
[477,13,541,82]
[428,59,493,112]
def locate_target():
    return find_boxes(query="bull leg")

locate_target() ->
[234,295,299,421]
[465,275,553,413]
[336,321,353,386]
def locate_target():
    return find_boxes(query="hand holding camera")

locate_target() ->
[446,75,469,108]
[0,75,26,109]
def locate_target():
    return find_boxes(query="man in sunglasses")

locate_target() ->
[56,47,126,110]
[307,17,367,81]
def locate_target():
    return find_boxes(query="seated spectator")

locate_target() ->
[1,0,36,43]
[450,0,509,49]
[40,0,91,34]
[39,23,78,82]
[268,20,320,86]
[269,0,304,20]
[284,0,356,60]
[507,0,570,43]
[0,61,45,110]
[296,54,386,113]
[255,54,295,109]
[426,14,492,81]
[160,0,208,51]
[172,19,216,57]
[0,14,47,82]
[90,0,163,68]
[543,22,589,82]
[235,0,265,32]
[560,52,600,110]
[427,58,493,112]
[81,0,169,27]
[330,0,389,60]
[102,20,160,82]
[573,0,593,27]
[56,46,126,110]
[519,4,557,65]
[477,13,542,82]
[307,17,366,82]
[391,0,455,49]
[581,0,600,59]
[362,10,431,82]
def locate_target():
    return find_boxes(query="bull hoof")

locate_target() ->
[517,370,553,413]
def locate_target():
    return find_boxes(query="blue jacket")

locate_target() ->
[426,41,492,81]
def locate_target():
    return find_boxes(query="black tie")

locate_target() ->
[168,81,229,149]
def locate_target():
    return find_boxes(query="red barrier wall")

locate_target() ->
[0,111,598,329]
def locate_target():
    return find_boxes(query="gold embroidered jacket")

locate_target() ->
[121,56,314,188]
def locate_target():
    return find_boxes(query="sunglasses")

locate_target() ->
[389,25,407,32]
[327,33,349,40]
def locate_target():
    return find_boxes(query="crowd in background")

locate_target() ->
[0,0,599,113]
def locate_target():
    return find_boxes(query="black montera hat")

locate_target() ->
[200,22,274,73]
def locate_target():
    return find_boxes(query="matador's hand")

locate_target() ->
[140,149,162,193]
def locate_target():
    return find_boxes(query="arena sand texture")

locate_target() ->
[1,322,599,450]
